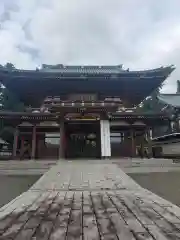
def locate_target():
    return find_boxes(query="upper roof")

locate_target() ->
[1,63,174,75]
[0,64,175,107]
[158,94,180,108]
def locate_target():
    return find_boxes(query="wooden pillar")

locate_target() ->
[59,121,65,159]
[31,125,36,159]
[12,127,19,159]
[146,128,152,158]
[141,130,145,158]
[20,136,24,156]
[131,129,136,158]
[20,136,24,150]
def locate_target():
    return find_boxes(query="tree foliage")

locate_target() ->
[0,84,25,144]
[137,85,164,113]
[1,88,25,111]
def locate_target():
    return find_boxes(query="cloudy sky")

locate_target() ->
[0,0,180,93]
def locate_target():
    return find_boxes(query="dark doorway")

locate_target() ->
[65,121,101,159]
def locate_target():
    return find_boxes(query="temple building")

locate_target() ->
[0,64,175,160]
[151,81,180,158]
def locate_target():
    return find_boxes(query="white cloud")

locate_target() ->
[0,0,180,92]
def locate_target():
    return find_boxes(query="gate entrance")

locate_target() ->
[65,121,101,159]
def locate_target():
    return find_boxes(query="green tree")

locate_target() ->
[0,63,25,144]
[1,88,25,111]
[0,85,25,144]
[137,85,163,113]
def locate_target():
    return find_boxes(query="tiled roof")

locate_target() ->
[38,64,175,76]
[158,94,180,108]
[0,64,175,76]
[0,64,175,107]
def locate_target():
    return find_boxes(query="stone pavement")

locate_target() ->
[1,161,180,239]
[117,158,180,174]
[0,160,57,175]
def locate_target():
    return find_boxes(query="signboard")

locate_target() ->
[39,121,59,127]
[105,97,122,102]
[67,116,99,121]
[65,113,100,121]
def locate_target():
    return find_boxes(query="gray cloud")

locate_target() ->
[0,0,180,92]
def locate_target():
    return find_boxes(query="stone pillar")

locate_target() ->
[100,120,111,159]
[59,121,65,159]
[31,125,36,159]
[12,127,19,159]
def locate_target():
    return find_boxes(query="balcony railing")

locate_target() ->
[43,100,122,108]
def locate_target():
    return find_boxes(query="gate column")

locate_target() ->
[131,129,136,157]
[31,125,36,159]
[59,121,65,159]
[146,128,152,158]
[100,120,111,159]
[12,127,19,159]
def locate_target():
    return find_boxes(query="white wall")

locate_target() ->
[162,142,180,155]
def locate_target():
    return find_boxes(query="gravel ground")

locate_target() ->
[0,175,40,208]
[129,172,180,207]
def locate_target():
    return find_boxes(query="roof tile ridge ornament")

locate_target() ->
[42,64,64,69]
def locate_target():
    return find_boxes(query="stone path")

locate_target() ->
[1,161,180,239]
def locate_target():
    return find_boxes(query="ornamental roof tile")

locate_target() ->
[41,64,125,74]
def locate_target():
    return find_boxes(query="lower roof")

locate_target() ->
[0,111,169,129]
[152,133,180,142]
[0,111,169,119]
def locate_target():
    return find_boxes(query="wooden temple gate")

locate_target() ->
[0,64,174,160]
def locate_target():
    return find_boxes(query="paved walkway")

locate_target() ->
[1,161,180,239]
